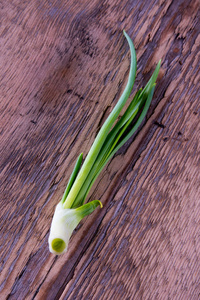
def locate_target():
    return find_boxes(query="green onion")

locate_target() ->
[48,30,161,255]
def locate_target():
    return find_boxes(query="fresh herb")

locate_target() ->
[48,31,161,254]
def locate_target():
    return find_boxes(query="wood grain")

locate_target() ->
[0,0,199,299]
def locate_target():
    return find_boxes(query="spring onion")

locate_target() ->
[48,30,161,255]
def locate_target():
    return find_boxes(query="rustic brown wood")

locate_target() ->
[0,0,199,299]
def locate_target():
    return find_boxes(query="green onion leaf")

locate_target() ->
[61,153,83,204]
[48,31,160,255]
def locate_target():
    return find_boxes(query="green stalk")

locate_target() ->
[48,30,161,255]
[63,30,137,209]
[61,153,83,204]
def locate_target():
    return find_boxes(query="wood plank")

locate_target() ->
[0,0,199,299]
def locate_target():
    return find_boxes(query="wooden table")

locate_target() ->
[0,1,199,299]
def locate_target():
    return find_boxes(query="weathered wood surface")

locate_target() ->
[0,0,199,299]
